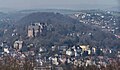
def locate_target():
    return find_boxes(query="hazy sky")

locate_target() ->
[0,0,119,10]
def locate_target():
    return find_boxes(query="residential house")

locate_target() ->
[14,40,23,51]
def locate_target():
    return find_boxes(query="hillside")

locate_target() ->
[0,12,119,48]
[16,12,79,25]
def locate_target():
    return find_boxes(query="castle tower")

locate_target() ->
[28,26,34,37]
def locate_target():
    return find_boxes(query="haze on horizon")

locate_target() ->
[0,0,119,10]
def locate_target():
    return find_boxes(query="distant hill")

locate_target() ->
[16,12,80,26]
[104,7,120,12]
[0,12,8,19]
[12,12,119,48]
[18,9,79,14]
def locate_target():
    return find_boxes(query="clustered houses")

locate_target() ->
[0,40,119,69]
[0,22,119,70]
[49,45,119,67]
[28,23,47,37]
[74,11,120,39]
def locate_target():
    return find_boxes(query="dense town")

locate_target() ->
[0,10,119,70]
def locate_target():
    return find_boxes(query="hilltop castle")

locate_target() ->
[28,23,47,37]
